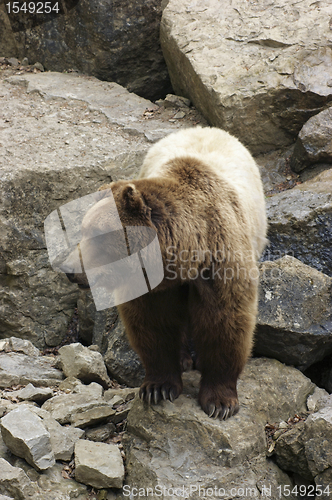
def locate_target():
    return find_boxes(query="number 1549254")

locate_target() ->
[6,2,60,14]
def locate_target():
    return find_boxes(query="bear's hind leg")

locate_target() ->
[189,278,257,420]
[118,286,189,405]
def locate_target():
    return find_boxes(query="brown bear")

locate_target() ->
[64,126,267,420]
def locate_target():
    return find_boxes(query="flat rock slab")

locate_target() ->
[7,72,201,148]
[124,358,314,496]
[256,256,332,370]
[75,440,124,489]
[264,168,332,277]
[161,0,332,153]
[41,382,109,425]
[9,384,53,404]
[0,405,55,471]
[0,352,63,388]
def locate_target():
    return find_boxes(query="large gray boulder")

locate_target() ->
[102,315,145,387]
[291,107,332,172]
[0,71,203,349]
[256,257,332,370]
[161,0,332,154]
[1,0,171,101]
[264,168,332,277]
[123,358,314,497]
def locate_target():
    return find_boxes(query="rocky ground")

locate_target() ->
[2,337,332,499]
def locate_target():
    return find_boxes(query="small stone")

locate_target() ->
[164,94,191,108]
[110,403,133,424]
[0,458,38,499]
[144,129,172,143]
[307,387,329,412]
[85,422,116,442]
[9,383,53,404]
[0,405,55,471]
[41,382,105,424]
[75,440,124,489]
[291,108,332,172]
[304,407,332,477]
[104,387,138,403]
[72,405,116,429]
[58,343,111,389]
[2,337,40,357]
[107,395,125,407]
[274,420,312,479]
[173,111,186,119]
[33,62,44,72]
[21,57,29,67]
[58,377,83,392]
[273,429,286,440]
[7,58,19,67]
[279,421,288,429]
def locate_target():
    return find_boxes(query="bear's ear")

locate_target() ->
[122,183,150,217]
[94,183,115,201]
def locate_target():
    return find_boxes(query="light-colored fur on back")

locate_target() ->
[139,126,267,257]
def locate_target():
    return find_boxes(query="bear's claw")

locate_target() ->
[200,383,239,421]
[206,402,239,420]
[139,380,182,405]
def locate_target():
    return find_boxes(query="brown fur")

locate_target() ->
[66,153,262,420]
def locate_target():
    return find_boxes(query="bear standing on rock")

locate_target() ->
[65,126,267,420]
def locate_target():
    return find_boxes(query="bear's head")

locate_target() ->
[59,181,164,308]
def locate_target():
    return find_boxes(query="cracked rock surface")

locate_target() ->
[161,0,332,154]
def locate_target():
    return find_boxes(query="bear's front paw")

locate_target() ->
[139,379,183,405]
[199,385,239,420]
